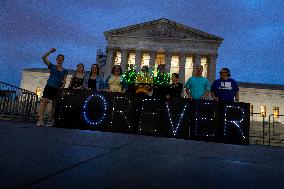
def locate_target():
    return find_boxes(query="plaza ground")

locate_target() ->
[0,120,284,189]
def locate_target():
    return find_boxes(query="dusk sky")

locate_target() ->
[1,0,283,87]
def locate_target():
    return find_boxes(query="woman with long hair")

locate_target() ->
[166,73,183,98]
[84,64,104,91]
[69,63,86,90]
[105,65,126,93]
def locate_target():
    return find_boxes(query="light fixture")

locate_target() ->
[273,107,279,119]
[35,87,42,97]
[260,106,266,117]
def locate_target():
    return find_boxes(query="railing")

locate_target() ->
[250,113,266,145]
[0,81,40,122]
[250,112,284,147]
[268,114,284,146]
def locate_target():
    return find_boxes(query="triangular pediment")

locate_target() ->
[104,18,223,41]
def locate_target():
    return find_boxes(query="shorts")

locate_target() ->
[42,85,59,100]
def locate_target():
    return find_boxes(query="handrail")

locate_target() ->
[268,114,274,146]
[0,81,40,122]
[0,81,38,95]
[268,114,284,146]
[250,112,266,145]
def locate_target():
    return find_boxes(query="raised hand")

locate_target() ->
[50,48,57,53]
[42,48,56,66]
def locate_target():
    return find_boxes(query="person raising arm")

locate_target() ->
[37,48,68,127]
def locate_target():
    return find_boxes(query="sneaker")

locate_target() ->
[46,120,54,127]
[36,121,44,126]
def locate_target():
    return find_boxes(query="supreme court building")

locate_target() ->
[100,18,223,85]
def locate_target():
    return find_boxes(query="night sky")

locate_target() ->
[1,0,283,87]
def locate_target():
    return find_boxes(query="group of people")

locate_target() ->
[69,61,179,97]
[37,48,239,126]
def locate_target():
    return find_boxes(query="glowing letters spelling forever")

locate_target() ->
[76,92,248,143]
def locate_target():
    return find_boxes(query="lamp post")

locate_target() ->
[272,107,279,136]
[250,105,254,127]
[273,107,279,119]
[260,106,267,145]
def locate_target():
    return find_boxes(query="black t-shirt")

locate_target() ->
[70,75,84,89]
[88,78,97,90]
[167,83,183,98]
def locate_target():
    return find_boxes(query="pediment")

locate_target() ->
[104,18,223,41]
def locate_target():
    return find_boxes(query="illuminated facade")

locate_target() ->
[101,18,223,85]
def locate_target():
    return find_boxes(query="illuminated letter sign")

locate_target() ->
[82,93,108,127]
[109,95,135,132]
[191,101,218,139]
[164,98,190,138]
[221,103,250,145]
[138,98,162,135]
[224,105,246,138]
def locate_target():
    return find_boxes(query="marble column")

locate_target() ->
[179,53,187,84]
[165,52,172,73]
[194,54,201,66]
[135,50,143,72]
[208,54,217,84]
[149,51,157,72]
[120,49,129,72]
[193,54,201,76]
[105,48,114,78]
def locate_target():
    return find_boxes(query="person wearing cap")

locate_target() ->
[184,65,210,100]
[211,68,239,102]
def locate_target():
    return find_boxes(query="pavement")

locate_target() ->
[0,120,284,189]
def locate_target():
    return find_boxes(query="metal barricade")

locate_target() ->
[0,81,40,122]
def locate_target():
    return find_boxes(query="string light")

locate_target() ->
[193,101,216,136]
[153,71,170,86]
[82,93,108,127]
[122,69,137,84]
[135,71,154,84]
[166,102,188,136]
[122,65,170,86]
[59,90,249,143]
[138,98,161,131]
[224,105,246,139]
[110,96,132,128]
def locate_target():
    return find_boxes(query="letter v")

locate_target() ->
[166,102,188,136]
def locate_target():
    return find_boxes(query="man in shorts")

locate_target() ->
[37,48,68,126]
